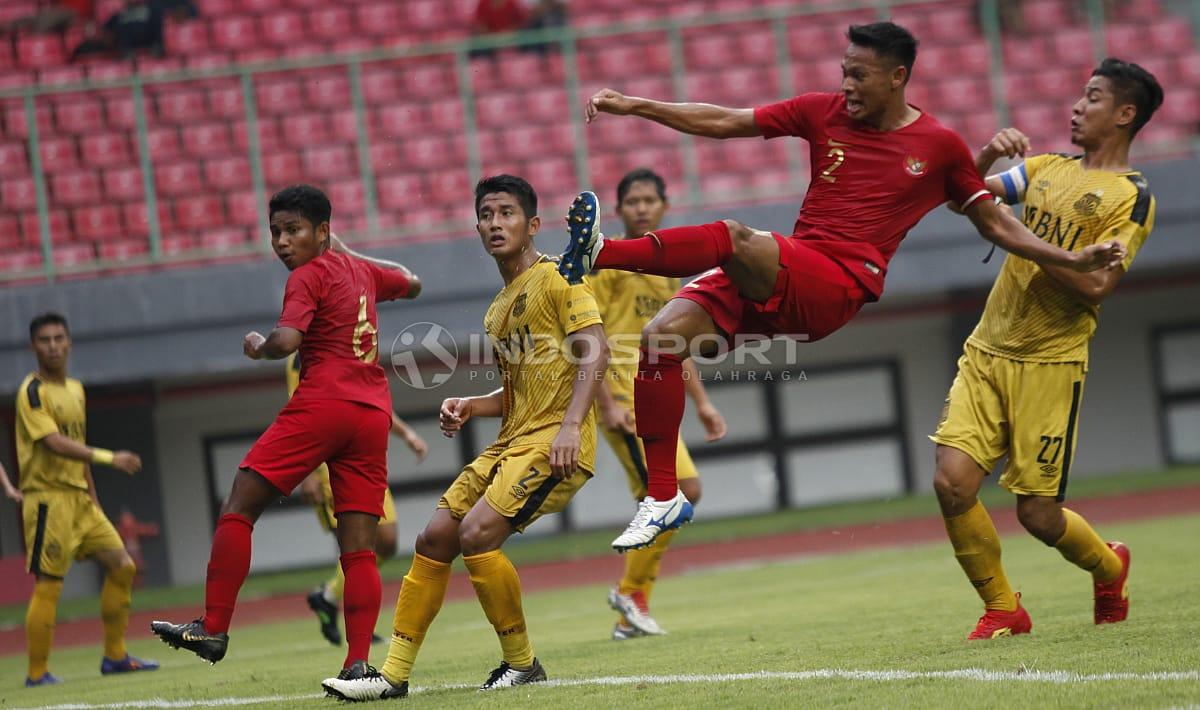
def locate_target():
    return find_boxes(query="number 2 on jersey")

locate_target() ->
[820,147,845,183]
[353,294,378,363]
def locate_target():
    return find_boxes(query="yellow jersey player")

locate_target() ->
[322,175,609,700]
[932,58,1162,639]
[591,169,727,640]
[288,352,429,647]
[16,313,158,686]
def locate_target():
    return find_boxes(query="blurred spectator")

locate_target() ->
[152,0,199,21]
[471,0,568,56]
[6,0,94,34]
[70,0,165,61]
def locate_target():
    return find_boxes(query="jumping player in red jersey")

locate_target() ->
[558,22,1127,551]
[151,185,420,680]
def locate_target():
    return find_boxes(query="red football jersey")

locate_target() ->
[276,249,411,414]
[754,92,990,299]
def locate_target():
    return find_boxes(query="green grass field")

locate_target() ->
[2,476,1198,708]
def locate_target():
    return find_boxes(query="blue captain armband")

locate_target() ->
[996,163,1028,204]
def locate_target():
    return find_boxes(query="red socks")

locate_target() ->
[340,550,381,668]
[594,221,733,277]
[634,349,685,501]
[203,513,254,635]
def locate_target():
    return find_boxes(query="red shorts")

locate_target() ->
[674,234,867,343]
[240,398,390,518]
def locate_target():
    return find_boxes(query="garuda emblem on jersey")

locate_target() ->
[512,292,528,317]
[1073,190,1103,216]
[904,155,927,177]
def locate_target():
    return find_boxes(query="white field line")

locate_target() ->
[14,668,1200,709]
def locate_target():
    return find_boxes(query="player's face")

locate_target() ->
[270,210,328,271]
[1070,76,1131,148]
[476,192,539,259]
[617,181,668,237]
[841,44,903,123]
[31,323,70,372]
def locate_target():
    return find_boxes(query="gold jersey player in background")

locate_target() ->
[591,168,727,641]
[323,175,609,701]
[932,58,1162,640]
[286,351,428,647]
[15,313,158,686]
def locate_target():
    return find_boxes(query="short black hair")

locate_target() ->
[29,312,68,340]
[1092,57,1163,136]
[847,22,918,82]
[616,168,667,205]
[268,184,332,227]
[475,174,537,219]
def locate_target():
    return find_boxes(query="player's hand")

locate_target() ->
[405,432,429,462]
[586,88,634,123]
[3,487,21,504]
[549,423,581,479]
[298,474,325,505]
[601,402,636,434]
[1072,240,1126,272]
[697,402,727,442]
[243,331,266,359]
[439,398,472,438]
[112,451,142,475]
[982,127,1031,161]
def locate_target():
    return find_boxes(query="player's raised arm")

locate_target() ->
[963,199,1125,272]
[550,322,610,479]
[586,88,760,139]
[330,233,421,299]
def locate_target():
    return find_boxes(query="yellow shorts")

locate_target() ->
[931,344,1085,500]
[438,443,590,533]
[312,463,397,531]
[23,488,124,578]
[600,426,699,501]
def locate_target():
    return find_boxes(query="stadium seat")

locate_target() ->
[355,2,403,37]
[524,158,575,193]
[102,166,144,201]
[51,97,102,134]
[373,103,424,138]
[329,108,360,142]
[427,98,465,134]
[212,16,260,51]
[376,173,426,211]
[495,53,550,90]
[1,177,38,211]
[1147,17,1192,54]
[72,205,123,241]
[146,127,182,160]
[181,122,234,158]
[361,67,400,103]
[16,34,66,70]
[0,141,28,174]
[0,215,20,249]
[39,66,84,87]
[401,63,456,99]
[475,92,525,129]
[203,156,251,190]
[303,72,351,109]
[404,136,466,169]
[302,144,356,181]
[120,201,173,237]
[279,114,331,147]
[327,178,366,216]
[37,137,78,174]
[427,168,471,206]
[197,227,252,254]
[159,234,194,256]
[255,78,301,116]
[80,132,131,168]
[308,7,354,40]
[261,12,304,47]
[369,142,403,174]
[154,162,202,197]
[262,152,302,186]
[52,243,95,269]
[19,210,70,246]
[174,195,224,230]
[207,83,245,119]
[98,239,149,262]
[685,34,739,71]
[225,191,260,226]
[3,99,52,139]
[50,171,102,207]
[165,20,212,54]
[0,250,43,274]
[155,89,208,124]
[103,94,137,130]
[735,25,778,67]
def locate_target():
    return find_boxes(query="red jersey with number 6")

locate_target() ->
[754,92,991,300]
[276,249,411,414]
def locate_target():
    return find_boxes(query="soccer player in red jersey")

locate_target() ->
[151,185,420,679]
[558,22,1127,551]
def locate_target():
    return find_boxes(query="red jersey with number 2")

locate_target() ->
[754,92,991,300]
[276,249,411,414]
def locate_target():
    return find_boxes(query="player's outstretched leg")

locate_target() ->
[609,527,678,637]
[558,191,734,284]
[149,620,228,663]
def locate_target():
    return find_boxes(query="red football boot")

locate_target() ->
[968,593,1033,640]
[1094,541,1131,624]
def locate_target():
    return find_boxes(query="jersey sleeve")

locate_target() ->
[557,280,603,336]
[992,154,1047,204]
[369,261,412,302]
[753,93,830,141]
[277,267,320,333]
[16,380,59,443]
[1100,178,1155,270]
[943,130,992,210]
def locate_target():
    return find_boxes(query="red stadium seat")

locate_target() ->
[240,0,283,12]
[155,162,201,197]
[52,98,103,134]
[523,158,575,193]
[155,89,207,124]
[355,2,403,37]
[1159,87,1200,127]
[102,166,144,201]
[376,173,427,211]
[3,100,52,139]
[72,205,123,241]
[203,156,250,190]
[308,7,354,40]
[207,83,245,119]
[85,61,132,82]
[104,94,137,130]
[327,178,366,216]
[303,73,351,109]
[53,243,95,269]
[1147,17,1192,54]
[401,63,456,99]
[146,127,182,160]
[475,92,523,128]
[374,103,426,138]
[255,77,301,116]
[302,145,355,181]
[38,66,84,87]
[734,25,777,67]
[1,177,38,211]
[19,210,70,246]
[408,0,450,32]
[0,250,44,274]
[224,191,260,226]
[165,20,211,54]
[135,55,184,76]
[120,201,173,237]
[38,137,78,174]
[197,227,252,254]
[262,152,302,186]
[361,67,400,103]
[685,34,739,71]
[403,136,465,169]
[330,108,360,142]
[98,239,149,261]
[261,12,304,47]
[50,171,101,207]
[937,77,992,110]
[211,16,259,51]
[279,114,331,147]
[0,214,20,250]
[80,132,131,168]
[427,98,465,134]
[369,142,403,174]
[16,34,65,69]
[495,53,548,90]
[181,122,234,158]
[174,195,223,230]
[522,86,567,117]
[427,168,471,206]
[0,142,28,174]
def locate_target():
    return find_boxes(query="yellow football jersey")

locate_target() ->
[589,269,679,401]
[286,351,302,397]
[15,373,88,493]
[969,153,1154,364]
[483,257,603,468]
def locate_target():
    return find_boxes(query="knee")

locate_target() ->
[375,524,398,559]
[932,464,977,516]
[458,519,503,557]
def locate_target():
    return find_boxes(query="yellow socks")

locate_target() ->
[325,563,346,603]
[1055,507,1122,582]
[617,529,676,618]
[944,500,1017,612]
[380,553,451,685]
[26,578,63,680]
[463,550,534,669]
[101,563,136,660]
